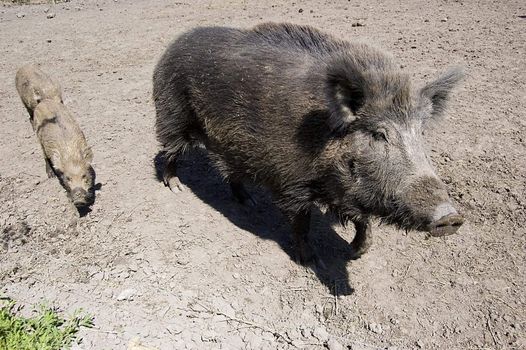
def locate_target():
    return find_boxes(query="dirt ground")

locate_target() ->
[0,0,525,349]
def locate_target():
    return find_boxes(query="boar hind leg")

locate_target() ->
[162,156,184,193]
[155,93,199,193]
[45,158,55,178]
[230,182,256,207]
[349,220,372,259]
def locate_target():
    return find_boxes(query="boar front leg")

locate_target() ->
[290,210,315,265]
[349,219,372,259]
[286,210,325,269]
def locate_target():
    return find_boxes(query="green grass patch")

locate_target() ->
[0,297,93,350]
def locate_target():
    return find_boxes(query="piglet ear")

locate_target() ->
[326,60,367,133]
[420,67,464,118]
[83,147,93,163]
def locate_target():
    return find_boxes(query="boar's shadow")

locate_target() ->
[154,150,356,296]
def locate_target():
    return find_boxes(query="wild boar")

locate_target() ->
[153,23,465,265]
[15,64,62,123]
[32,100,95,209]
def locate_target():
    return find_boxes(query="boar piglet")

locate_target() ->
[153,23,464,266]
[33,100,95,209]
[15,64,62,123]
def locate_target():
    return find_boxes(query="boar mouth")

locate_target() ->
[74,196,94,208]
[427,213,464,237]
[74,201,91,208]
[72,193,94,209]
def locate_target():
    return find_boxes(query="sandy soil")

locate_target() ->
[1,0,525,349]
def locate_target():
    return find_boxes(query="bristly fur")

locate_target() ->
[33,100,95,206]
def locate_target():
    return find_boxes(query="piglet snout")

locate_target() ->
[71,187,93,208]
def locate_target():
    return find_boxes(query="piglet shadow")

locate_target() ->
[77,206,92,217]
[154,150,357,296]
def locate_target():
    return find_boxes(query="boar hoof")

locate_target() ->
[348,244,370,259]
[46,169,55,178]
[164,176,184,193]
[348,236,372,259]
[348,220,372,259]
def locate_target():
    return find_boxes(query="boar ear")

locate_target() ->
[420,67,464,118]
[326,62,367,133]
[83,147,93,163]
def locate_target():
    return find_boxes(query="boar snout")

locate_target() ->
[70,187,93,208]
[427,203,464,236]
[401,176,463,236]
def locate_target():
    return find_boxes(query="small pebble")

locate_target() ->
[327,338,344,350]
[46,13,56,19]
[16,12,25,18]
[116,288,137,301]
[368,322,383,334]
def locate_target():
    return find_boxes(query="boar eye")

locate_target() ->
[372,130,388,142]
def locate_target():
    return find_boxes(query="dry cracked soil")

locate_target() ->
[0,0,525,349]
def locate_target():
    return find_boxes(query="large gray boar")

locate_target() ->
[32,100,95,209]
[153,23,465,265]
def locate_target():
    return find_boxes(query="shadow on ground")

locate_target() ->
[154,150,357,295]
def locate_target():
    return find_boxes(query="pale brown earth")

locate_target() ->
[0,0,525,349]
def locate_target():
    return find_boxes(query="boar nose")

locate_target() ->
[71,188,90,207]
[428,202,464,236]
